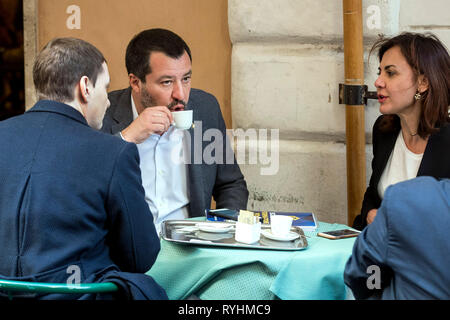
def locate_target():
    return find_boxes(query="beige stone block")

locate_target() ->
[238,139,373,225]
[228,0,399,43]
[232,44,344,133]
[399,0,450,27]
[232,44,382,136]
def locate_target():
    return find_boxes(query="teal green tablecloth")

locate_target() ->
[146,221,356,300]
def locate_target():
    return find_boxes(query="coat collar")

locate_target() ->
[27,100,88,126]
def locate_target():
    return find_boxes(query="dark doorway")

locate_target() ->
[0,0,25,121]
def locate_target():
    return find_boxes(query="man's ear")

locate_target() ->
[129,74,142,93]
[418,74,429,94]
[79,76,90,104]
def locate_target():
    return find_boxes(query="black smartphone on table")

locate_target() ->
[317,229,360,239]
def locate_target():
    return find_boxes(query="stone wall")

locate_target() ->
[228,0,449,224]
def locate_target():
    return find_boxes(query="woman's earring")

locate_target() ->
[414,91,422,101]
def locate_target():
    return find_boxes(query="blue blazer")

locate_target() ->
[0,101,167,299]
[101,87,249,217]
[345,176,450,299]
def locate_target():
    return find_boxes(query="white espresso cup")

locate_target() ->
[270,215,293,237]
[171,110,193,130]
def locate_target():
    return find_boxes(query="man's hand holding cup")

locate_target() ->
[121,106,173,144]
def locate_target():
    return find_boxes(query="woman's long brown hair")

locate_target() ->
[370,32,450,138]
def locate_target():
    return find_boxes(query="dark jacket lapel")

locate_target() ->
[418,124,450,177]
[27,100,88,126]
[111,87,134,133]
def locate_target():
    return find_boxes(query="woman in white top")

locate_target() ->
[352,32,450,230]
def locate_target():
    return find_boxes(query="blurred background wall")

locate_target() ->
[0,0,24,120]
[23,0,232,127]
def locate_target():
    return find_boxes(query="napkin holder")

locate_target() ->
[235,221,261,244]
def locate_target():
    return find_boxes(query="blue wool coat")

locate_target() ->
[345,176,450,299]
[0,100,167,299]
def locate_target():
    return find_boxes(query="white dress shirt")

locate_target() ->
[378,131,424,199]
[130,97,190,234]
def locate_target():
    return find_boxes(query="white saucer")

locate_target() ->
[261,230,299,241]
[195,223,234,233]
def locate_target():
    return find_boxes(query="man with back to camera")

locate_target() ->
[102,28,249,233]
[344,176,450,299]
[0,37,167,300]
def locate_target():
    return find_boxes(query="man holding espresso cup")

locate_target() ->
[102,28,249,233]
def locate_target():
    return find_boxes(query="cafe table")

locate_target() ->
[146,220,357,300]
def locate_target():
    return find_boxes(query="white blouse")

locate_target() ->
[378,131,424,199]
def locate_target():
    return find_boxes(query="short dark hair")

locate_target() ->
[33,37,106,102]
[125,28,192,82]
[371,32,450,137]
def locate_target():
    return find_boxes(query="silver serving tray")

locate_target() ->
[160,220,308,251]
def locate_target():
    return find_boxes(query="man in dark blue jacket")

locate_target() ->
[344,176,450,299]
[0,37,167,300]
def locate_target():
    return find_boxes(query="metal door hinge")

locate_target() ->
[339,84,378,105]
